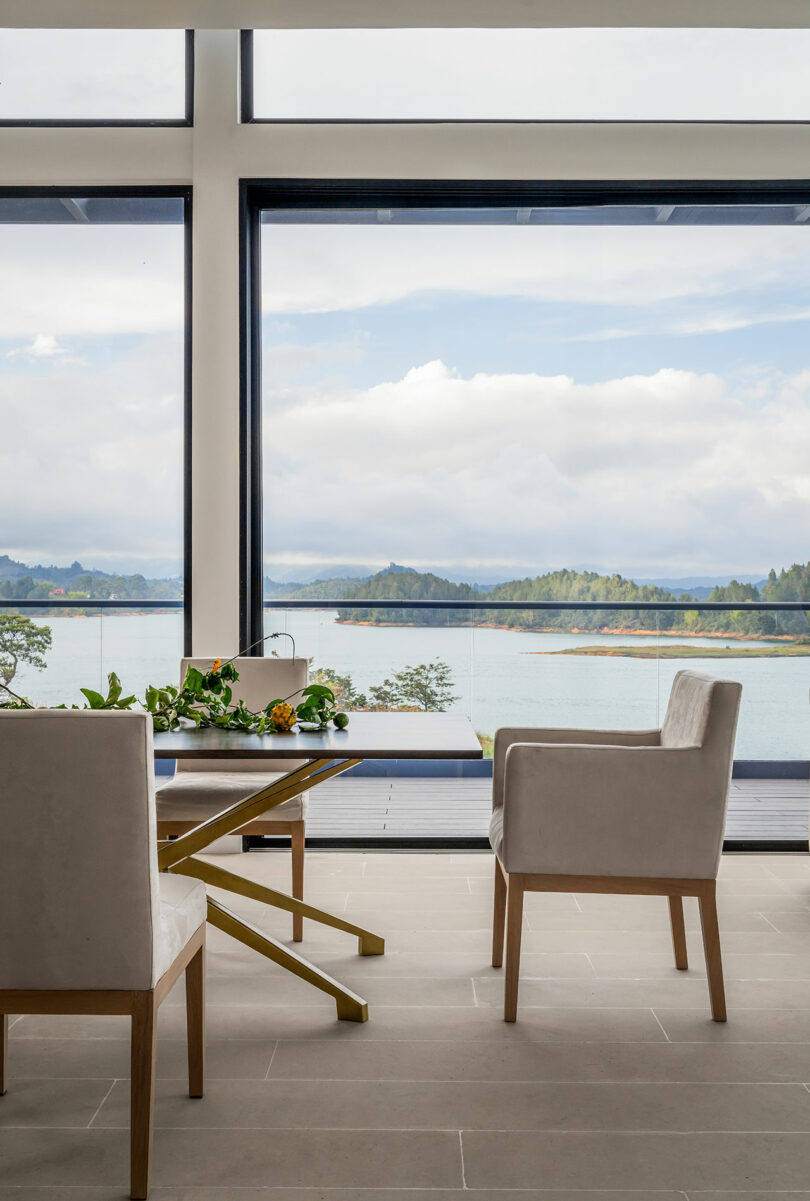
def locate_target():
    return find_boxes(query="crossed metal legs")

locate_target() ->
[157,757,384,1022]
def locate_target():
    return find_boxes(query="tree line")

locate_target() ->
[336,564,810,639]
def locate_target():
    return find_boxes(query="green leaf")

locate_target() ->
[80,688,105,709]
[183,666,205,694]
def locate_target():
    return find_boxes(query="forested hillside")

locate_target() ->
[336,565,810,639]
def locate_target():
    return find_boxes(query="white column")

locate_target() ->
[190,30,242,655]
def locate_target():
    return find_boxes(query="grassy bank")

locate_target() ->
[535,644,810,659]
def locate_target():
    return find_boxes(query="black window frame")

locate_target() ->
[0,184,193,654]
[0,29,194,128]
[240,28,810,126]
[241,175,810,652]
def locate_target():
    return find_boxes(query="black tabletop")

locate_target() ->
[153,711,483,760]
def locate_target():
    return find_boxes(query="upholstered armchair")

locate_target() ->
[490,670,742,1023]
[156,657,309,939]
[0,709,207,1200]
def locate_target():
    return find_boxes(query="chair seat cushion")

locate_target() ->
[489,807,504,863]
[154,872,207,985]
[156,771,307,824]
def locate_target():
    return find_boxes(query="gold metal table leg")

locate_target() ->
[158,758,362,871]
[156,756,385,1020]
[170,856,384,956]
[206,898,368,1023]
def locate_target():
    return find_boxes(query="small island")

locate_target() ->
[532,644,810,659]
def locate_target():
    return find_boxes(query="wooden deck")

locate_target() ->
[300,777,809,845]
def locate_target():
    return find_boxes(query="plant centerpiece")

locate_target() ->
[296,683,350,731]
[0,633,349,737]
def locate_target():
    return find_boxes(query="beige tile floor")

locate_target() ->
[3,850,810,1199]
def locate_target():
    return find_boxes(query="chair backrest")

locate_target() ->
[176,656,308,773]
[0,709,160,991]
[662,668,742,840]
[662,669,742,760]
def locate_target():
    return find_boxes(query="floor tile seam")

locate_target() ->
[39,1122,810,1134]
[85,1078,118,1128]
[267,1036,801,1044]
[263,1041,280,1080]
[458,1126,810,1136]
[650,1010,672,1041]
[17,1080,807,1090]
[457,1128,467,1188]
[224,1076,810,1086]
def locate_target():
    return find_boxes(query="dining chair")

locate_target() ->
[156,656,309,940]
[490,670,742,1022]
[0,709,207,1200]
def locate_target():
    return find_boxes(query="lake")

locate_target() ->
[8,609,809,760]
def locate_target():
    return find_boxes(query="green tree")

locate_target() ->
[311,666,367,710]
[0,614,53,688]
[367,678,405,710]
[368,659,458,712]
[394,660,458,711]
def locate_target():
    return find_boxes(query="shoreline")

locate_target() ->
[334,617,794,643]
[534,644,810,659]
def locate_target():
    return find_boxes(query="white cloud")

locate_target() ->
[0,30,185,120]
[254,28,810,121]
[7,334,68,359]
[0,334,183,567]
[262,224,810,317]
[262,361,810,576]
[0,225,184,340]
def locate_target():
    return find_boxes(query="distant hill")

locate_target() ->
[0,555,113,584]
[0,554,182,602]
[335,564,810,640]
[264,575,367,601]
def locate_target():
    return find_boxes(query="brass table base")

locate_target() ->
[157,756,383,1022]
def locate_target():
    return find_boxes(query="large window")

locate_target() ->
[0,191,189,704]
[250,183,810,763]
[247,28,810,121]
[0,30,190,123]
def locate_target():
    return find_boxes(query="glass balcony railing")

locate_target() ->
[0,600,184,710]
[264,599,810,764]
[4,596,805,764]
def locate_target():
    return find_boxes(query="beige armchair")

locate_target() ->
[156,656,309,940]
[0,709,207,1200]
[490,670,742,1023]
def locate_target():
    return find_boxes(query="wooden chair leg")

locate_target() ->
[504,875,524,1023]
[291,822,305,942]
[130,991,158,1201]
[0,1014,7,1095]
[699,880,727,1022]
[668,895,688,970]
[492,858,506,968]
[185,942,205,1099]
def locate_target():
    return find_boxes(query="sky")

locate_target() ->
[0,224,185,577]
[0,29,185,119]
[253,27,810,120]
[261,221,810,581]
[2,28,810,583]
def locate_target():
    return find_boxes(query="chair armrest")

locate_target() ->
[500,742,723,880]
[492,726,661,812]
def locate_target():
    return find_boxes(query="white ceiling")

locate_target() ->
[1,0,810,29]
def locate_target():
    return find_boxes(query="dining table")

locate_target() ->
[154,712,483,1022]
